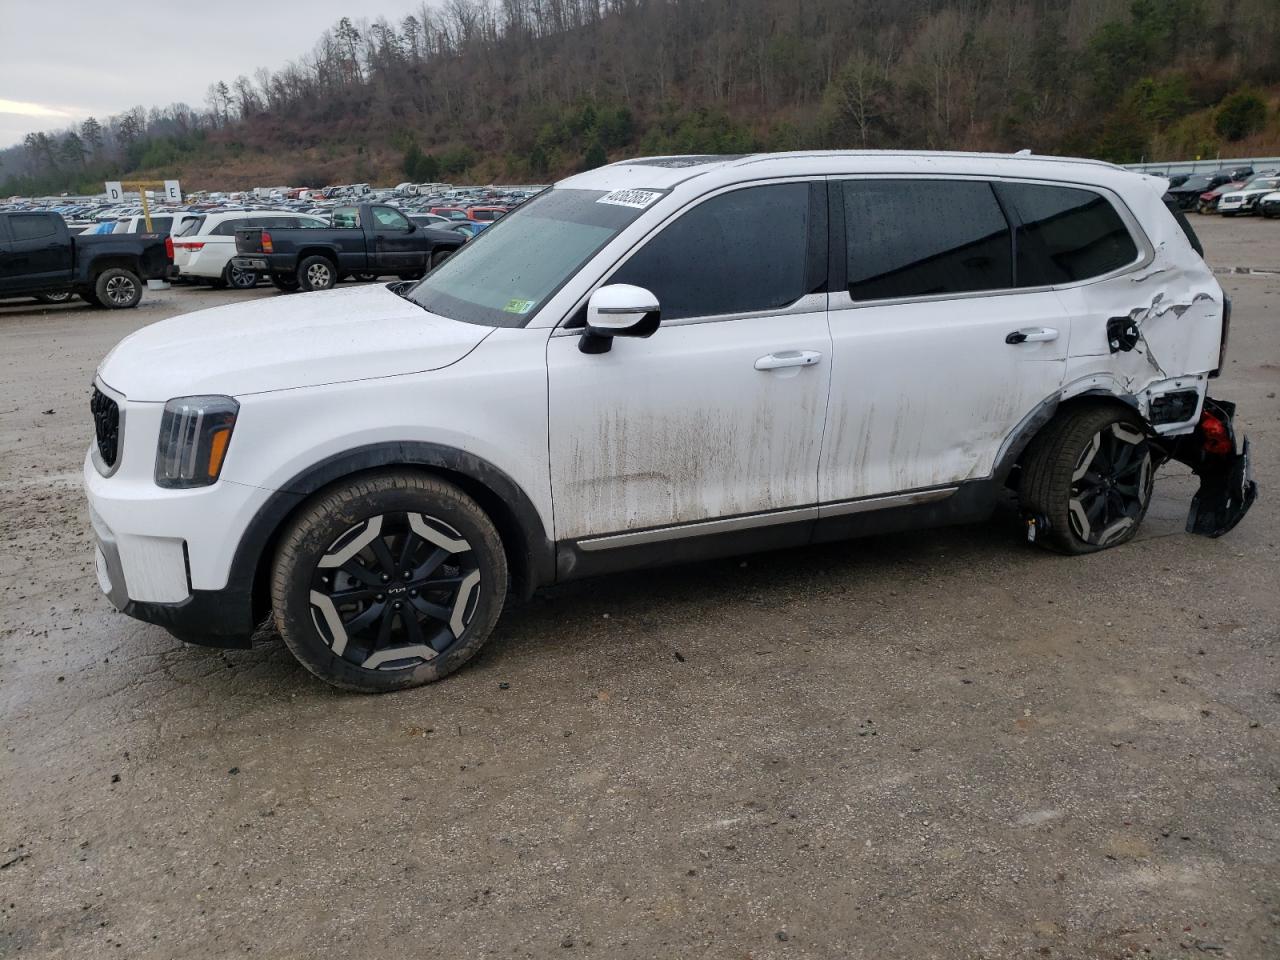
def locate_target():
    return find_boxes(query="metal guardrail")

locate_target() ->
[1125,156,1280,175]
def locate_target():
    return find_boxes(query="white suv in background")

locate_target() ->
[172,210,326,289]
[84,151,1256,692]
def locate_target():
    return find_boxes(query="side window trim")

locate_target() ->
[559,178,829,329]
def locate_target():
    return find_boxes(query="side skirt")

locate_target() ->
[555,480,1002,583]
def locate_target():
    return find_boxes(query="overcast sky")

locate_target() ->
[0,0,432,148]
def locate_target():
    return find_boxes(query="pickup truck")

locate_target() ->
[0,211,174,308]
[231,202,466,292]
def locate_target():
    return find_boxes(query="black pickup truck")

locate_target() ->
[0,211,173,308]
[232,202,465,293]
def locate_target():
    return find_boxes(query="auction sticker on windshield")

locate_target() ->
[597,189,662,209]
[503,298,536,314]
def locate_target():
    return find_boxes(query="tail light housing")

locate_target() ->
[261,231,274,254]
[164,235,174,260]
[1210,296,1231,378]
[1199,410,1233,456]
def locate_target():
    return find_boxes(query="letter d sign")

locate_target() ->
[105,181,123,202]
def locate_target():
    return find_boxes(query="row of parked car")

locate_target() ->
[0,186,534,294]
[1162,165,1280,217]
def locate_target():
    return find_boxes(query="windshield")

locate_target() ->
[407,187,658,327]
[1246,178,1280,190]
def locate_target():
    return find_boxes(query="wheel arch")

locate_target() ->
[296,247,340,268]
[88,256,142,281]
[996,388,1144,488]
[237,442,555,626]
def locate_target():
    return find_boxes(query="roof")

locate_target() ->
[558,150,1148,194]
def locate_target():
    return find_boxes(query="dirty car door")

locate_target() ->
[548,181,831,544]
[820,178,1071,504]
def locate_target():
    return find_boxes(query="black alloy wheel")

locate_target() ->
[1066,421,1154,547]
[308,511,482,671]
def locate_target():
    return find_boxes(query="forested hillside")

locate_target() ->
[4,0,1280,194]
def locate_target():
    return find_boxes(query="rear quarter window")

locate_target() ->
[997,183,1140,286]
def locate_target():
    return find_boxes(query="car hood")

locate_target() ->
[97,284,494,401]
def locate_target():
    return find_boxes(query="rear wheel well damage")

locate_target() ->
[1002,394,1141,491]
[242,448,553,630]
[1004,392,1254,540]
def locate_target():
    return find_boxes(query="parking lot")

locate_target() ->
[1,215,1277,958]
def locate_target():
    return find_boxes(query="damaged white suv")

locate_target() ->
[85,151,1256,692]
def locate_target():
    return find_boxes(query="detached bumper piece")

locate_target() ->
[1166,398,1257,538]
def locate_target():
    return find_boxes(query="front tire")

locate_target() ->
[271,471,508,693]
[297,255,337,292]
[1020,405,1155,554]
[94,268,143,309]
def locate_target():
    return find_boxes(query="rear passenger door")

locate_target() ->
[819,178,1071,505]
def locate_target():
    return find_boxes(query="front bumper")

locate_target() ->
[92,511,257,647]
[84,405,272,649]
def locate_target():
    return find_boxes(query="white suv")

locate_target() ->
[84,152,1256,692]
[172,210,326,289]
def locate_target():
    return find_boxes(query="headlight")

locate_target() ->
[155,395,239,488]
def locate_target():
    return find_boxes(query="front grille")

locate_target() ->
[90,386,120,468]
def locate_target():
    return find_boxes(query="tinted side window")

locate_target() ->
[842,180,1012,301]
[10,215,57,241]
[999,183,1139,285]
[333,207,360,228]
[372,207,410,230]
[211,219,248,236]
[610,183,812,321]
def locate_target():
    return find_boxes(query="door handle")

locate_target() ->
[755,350,823,371]
[1005,327,1059,344]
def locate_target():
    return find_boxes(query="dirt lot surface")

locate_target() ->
[1,217,1278,959]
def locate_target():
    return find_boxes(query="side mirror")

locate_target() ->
[579,284,661,354]
[405,222,417,232]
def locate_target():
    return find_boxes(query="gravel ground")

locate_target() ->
[1,217,1278,960]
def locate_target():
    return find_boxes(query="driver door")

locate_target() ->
[546,181,832,552]
[369,205,426,274]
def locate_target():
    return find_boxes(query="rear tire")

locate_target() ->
[271,471,508,693]
[297,255,337,292]
[223,261,258,290]
[1019,404,1155,554]
[94,268,143,309]
[269,272,301,293]
[429,250,453,270]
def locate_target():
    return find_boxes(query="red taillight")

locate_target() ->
[1200,411,1233,456]
[174,241,204,251]
[261,231,273,254]
[165,235,174,260]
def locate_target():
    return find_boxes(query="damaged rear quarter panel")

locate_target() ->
[1057,184,1224,417]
